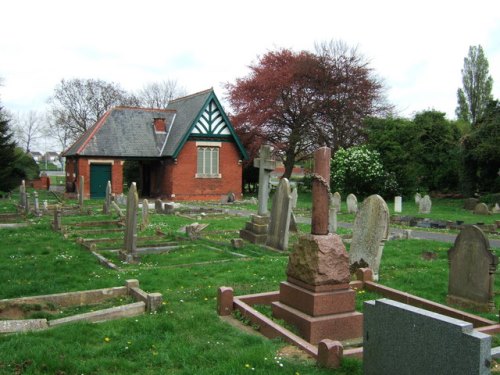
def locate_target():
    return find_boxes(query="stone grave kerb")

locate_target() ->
[272,146,363,344]
[254,145,277,216]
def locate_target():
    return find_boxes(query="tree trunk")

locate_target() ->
[282,151,296,180]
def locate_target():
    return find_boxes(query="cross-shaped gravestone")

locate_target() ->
[254,145,277,216]
[123,182,139,256]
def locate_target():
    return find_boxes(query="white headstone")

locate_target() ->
[346,193,358,214]
[394,196,402,213]
[414,192,422,205]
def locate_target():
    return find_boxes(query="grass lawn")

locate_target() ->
[0,192,498,374]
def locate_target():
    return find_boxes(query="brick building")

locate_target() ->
[63,89,247,200]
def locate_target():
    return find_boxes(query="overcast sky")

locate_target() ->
[1,0,500,146]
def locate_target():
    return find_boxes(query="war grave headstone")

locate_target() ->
[464,197,480,210]
[394,196,402,213]
[474,203,490,215]
[364,298,491,375]
[103,181,112,214]
[418,194,432,214]
[447,225,498,312]
[346,193,358,214]
[349,194,389,281]
[119,183,139,263]
[266,178,292,251]
[239,145,277,244]
[272,146,362,344]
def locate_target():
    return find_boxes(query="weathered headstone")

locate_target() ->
[142,199,149,227]
[121,183,139,262]
[24,193,30,215]
[447,225,498,312]
[418,194,432,214]
[473,203,490,215]
[155,199,163,214]
[414,192,422,204]
[349,194,389,281]
[273,146,362,344]
[331,192,341,212]
[103,181,112,214]
[33,191,40,215]
[19,180,26,209]
[255,145,277,216]
[328,198,338,233]
[346,193,358,214]
[464,197,479,210]
[394,196,402,213]
[289,187,298,232]
[493,203,500,214]
[266,178,292,251]
[364,298,491,375]
[78,175,85,207]
[52,205,62,231]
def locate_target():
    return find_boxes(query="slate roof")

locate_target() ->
[63,88,247,159]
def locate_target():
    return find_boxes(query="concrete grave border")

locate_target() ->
[218,268,500,369]
[0,279,162,334]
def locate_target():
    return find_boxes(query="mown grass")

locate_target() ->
[0,192,498,374]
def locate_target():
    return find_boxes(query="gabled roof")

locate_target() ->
[63,89,247,160]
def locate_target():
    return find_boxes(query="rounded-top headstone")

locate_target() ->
[331,192,341,212]
[473,203,490,215]
[346,193,358,214]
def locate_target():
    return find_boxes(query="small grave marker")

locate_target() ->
[346,193,358,214]
[414,192,422,204]
[394,196,402,213]
[473,203,490,215]
[418,194,432,214]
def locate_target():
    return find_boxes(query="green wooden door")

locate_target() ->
[90,164,111,199]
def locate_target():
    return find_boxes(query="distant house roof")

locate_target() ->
[30,151,43,157]
[63,89,247,160]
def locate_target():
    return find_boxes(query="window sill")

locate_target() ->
[195,174,222,179]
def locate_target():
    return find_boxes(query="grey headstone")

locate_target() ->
[492,203,500,214]
[289,187,298,232]
[464,198,480,210]
[33,191,40,214]
[394,196,402,213]
[142,199,149,227]
[331,192,341,212]
[53,206,62,231]
[414,192,422,204]
[349,194,389,281]
[78,175,84,207]
[364,298,491,375]
[155,199,163,214]
[103,181,112,214]
[328,199,338,234]
[447,225,498,312]
[473,203,490,215]
[418,194,432,214]
[266,178,292,251]
[254,145,277,216]
[19,180,26,207]
[123,183,139,254]
[24,193,30,215]
[346,193,358,214]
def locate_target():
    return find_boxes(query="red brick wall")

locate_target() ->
[65,157,123,198]
[162,141,243,201]
[28,175,50,190]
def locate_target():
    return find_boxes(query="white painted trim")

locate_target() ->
[87,159,114,165]
[195,173,222,179]
[195,141,221,147]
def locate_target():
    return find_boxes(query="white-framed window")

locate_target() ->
[196,146,220,178]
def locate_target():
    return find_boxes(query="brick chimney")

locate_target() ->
[153,118,167,132]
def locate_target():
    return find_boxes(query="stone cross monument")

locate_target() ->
[272,146,362,344]
[255,145,277,216]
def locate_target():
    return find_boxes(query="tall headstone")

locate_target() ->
[394,196,402,213]
[155,199,163,214]
[364,299,491,375]
[418,194,432,214]
[255,145,277,216]
[103,181,112,214]
[414,192,422,204]
[121,183,139,262]
[272,147,362,344]
[52,205,62,231]
[78,175,85,207]
[349,194,389,281]
[266,178,292,251]
[328,196,338,234]
[289,187,298,232]
[24,193,30,215]
[331,192,341,212]
[346,193,358,214]
[240,145,277,244]
[447,225,498,312]
[33,191,40,215]
[19,180,26,208]
[142,199,150,227]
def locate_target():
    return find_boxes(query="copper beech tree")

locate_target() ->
[226,42,391,179]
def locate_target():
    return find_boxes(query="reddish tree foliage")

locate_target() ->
[226,43,391,179]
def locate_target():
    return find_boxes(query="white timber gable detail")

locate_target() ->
[192,100,231,136]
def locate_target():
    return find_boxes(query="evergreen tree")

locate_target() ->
[456,45,493,125]
[0,106,18,192]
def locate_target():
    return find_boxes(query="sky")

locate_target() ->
[1,0,500,151]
